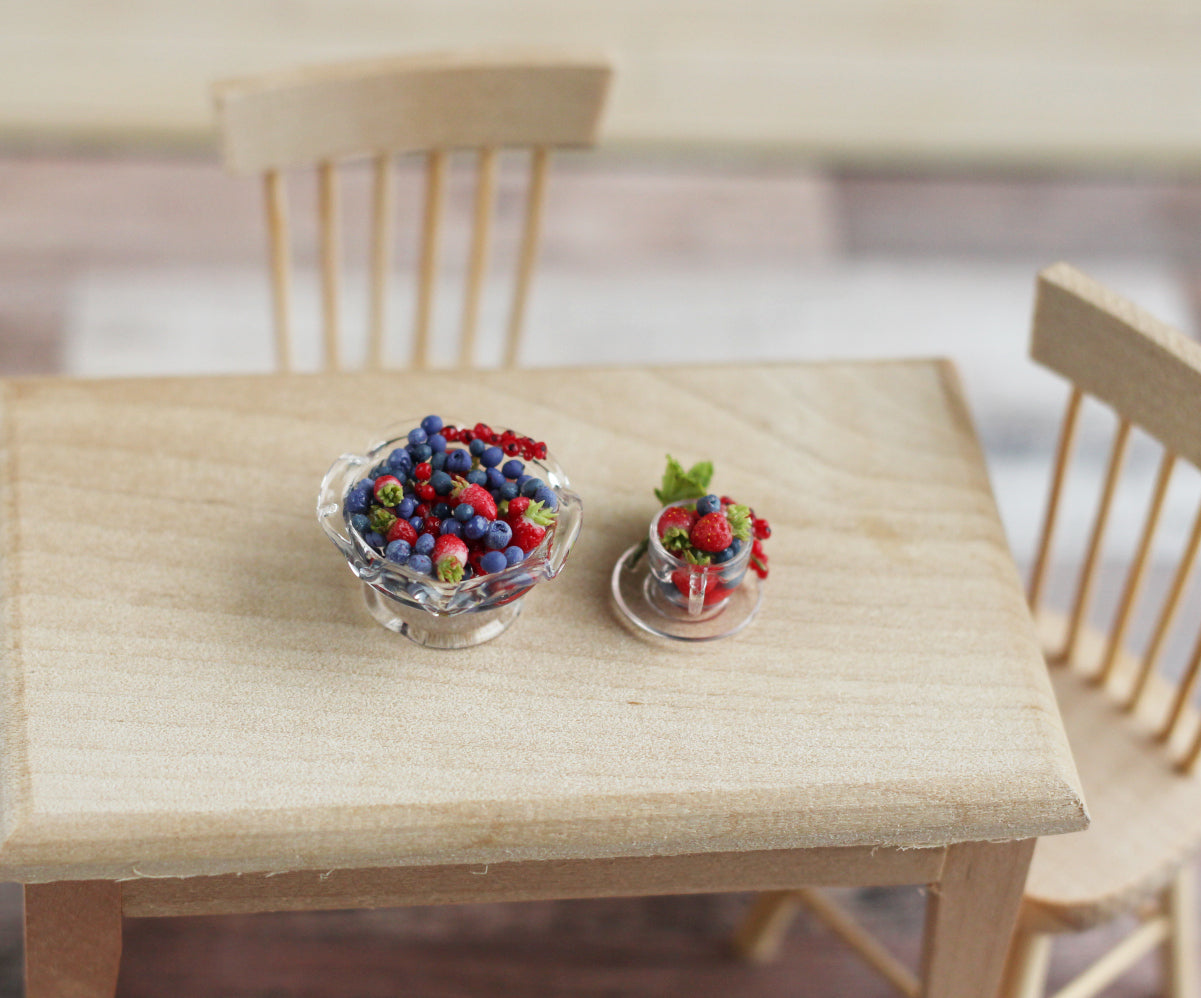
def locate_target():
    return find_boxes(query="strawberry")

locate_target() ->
[505,496,557,553]
[453,481,498,521]
[670,566,728,605]
[690,511,733,553]
[386,517,417,546]
[373,474,404,506]
[656,505,697,552]
[432,534,469,583]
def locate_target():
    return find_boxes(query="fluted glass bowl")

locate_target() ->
[317,420,582,648]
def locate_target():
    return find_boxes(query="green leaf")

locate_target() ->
[654,454,714,505]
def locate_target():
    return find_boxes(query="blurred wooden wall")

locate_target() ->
[5,0,1201,167]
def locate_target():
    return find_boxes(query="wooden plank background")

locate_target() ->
[7,0,1201,165]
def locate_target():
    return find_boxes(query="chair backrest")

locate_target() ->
[1027,262,1201,773]
[213,50,612,372]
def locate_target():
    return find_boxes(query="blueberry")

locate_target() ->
[696,494,721,515]
[408,426,428,446]
[409,515,424,532]
[466,469,488,486]
[445,449,473,475]
[429,452,447,472]
[364,530,385,551]
[469,438,487,458]
[440,518,463,537]
[479,549,508,574]
[532,484,558,510]
[387,448,412,475]
[520,476,544,498]
[345,481,374,515]
[421,414,443,435]
[504,545,526,566]
[453,502,475,522]
[407,553,432,575]
[498,481,519,501]
[385,539,411,563]
[432,501,452,518]
[484,519,513,550]
[414,533,436,556]
[430,470,454,495]
[463,514,489,541]
[428,433,447,454]
[515,474,533,491]
[397,496,417,519]
[408,442,432,463]
[502,459,525,479]
[711,545,735,564]
[480,445,504,468]
[369,463,391,480]
[350,512,370,533]
[485,466,506,490]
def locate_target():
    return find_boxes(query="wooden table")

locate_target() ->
[0,361,1086,997]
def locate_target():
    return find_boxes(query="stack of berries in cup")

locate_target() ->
[343,415,560,583]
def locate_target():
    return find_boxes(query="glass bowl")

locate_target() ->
[317,420,583,648]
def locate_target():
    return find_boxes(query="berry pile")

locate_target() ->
[344,415,559,583]
[641,455,771,607]
[657,493,771,580]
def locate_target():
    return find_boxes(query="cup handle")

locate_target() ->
[687,567,706,616]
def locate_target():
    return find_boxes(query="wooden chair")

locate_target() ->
[212,51,611,372]
[733,262,1201,998]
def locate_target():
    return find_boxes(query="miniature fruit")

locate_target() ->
[344,415,558,583]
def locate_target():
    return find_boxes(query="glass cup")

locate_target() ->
[645,499,752,620]
[317,420,583,649]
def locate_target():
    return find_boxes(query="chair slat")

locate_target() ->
[317,161,341,371]
[1126,496,1201,714]
[1061,417,1131,665]
[459,147,498,368]
[1096,449,1176,686]
[1159,629,1201,746]
[1028,388,1083,613]
[412,149,447,370]
[504,146,549,369]
[367,153,393,371]
[263,170,293,372]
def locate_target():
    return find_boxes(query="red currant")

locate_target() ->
[414,462,432,482]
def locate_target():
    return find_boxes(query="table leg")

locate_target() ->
[921,839,1036,998]
[24,880,123,998]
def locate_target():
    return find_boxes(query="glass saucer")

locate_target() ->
[610,543,764,642]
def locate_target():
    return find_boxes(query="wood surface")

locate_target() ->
[213,51,611,174]
[920,839,1035,998]
[10,1,1201,167]
[1032,262,1201,471]
[0,362,1084,885]
[120,845,944,918]
[23,880,122,998]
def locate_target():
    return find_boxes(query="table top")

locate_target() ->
[0,360,1085,883]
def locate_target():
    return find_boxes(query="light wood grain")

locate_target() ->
[23,880,122,998]
[0,362,1083,884]
[1032,262,1201,470]
[213,51,611,174]
[120,846,944,918]
[920,839,1036,998]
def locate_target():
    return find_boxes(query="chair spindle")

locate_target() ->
[413,149,447,369]
[504,146,550,369]
[368,153,394,370]
[317,160,341,371]
[459,147,498,368]
[264,170,293,372]
[1061,416,1132,665]
[1028,388,1083,614]
[1097,449,1176,686]
[1159,627,1201,746]
[1126,497,1201,713]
